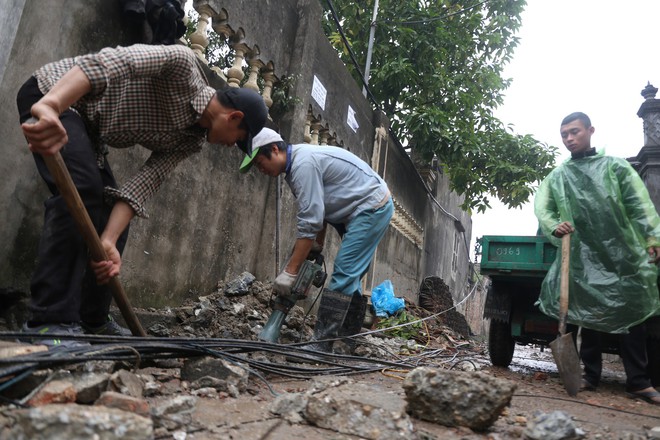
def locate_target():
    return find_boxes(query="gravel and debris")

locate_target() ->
[0,274,659,439]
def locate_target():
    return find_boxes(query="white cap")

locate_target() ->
[239,128,284,173]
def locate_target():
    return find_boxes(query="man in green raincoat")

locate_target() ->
[535,112,660,405]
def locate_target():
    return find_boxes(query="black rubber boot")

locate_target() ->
[334,293,368,354]
[305,289,352,353]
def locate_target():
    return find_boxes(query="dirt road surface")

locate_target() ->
[177,342,660,439]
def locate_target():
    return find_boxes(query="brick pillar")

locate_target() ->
[636,83,660,212]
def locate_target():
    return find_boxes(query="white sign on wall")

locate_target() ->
[311,75,327,110]
[347,105,359,133]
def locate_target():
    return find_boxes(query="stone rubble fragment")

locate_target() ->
[72,372,110,404]
[26,379,77,407]
[107,369,144,398]
[523,410,585,440]
[649,426,660,439]
[305,392,415,440]
[269,376,416,440]
[269,392,307,423]
[181,357,249,397]
[2,403,153,440]
[150,395,198,431]
[223,272,256,296]
[402,367,516,431]
[95,391,151,418]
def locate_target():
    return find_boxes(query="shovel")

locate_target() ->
[549,233,581,396]
[26,117,147,337]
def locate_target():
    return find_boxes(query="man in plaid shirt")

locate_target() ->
[16,44,268,346]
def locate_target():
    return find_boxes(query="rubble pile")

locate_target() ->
[0,272,491,439]
[146,273,315,344]
[418,276,472,338]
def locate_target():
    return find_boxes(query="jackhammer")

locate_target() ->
[258,253,327,343]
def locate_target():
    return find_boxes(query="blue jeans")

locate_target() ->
[328,198,393,296]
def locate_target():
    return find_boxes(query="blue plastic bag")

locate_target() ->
[371,280,405,317]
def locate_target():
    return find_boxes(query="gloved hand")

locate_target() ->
[273,270,297,295]
[307,241,323,261]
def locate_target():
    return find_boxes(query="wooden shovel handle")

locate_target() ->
[558,233,571,336]
[29,118,147,336]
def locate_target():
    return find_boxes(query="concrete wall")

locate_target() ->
[0,0,141,294]
[0,0,472,312]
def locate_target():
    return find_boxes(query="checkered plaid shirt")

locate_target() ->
[34,44,215,218]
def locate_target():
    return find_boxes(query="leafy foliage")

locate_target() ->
[321,0,557,212]
[184,10,233,73]
[376,310,423,340]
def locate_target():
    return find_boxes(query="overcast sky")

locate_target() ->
[470,0,660,258]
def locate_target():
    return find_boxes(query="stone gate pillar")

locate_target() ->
[636,83,660,212]
[636,83,660,387]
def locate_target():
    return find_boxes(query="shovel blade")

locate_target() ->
[549,332,581,397]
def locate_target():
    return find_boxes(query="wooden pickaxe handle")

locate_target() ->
[27,118,147,337]
[558,233,571,336]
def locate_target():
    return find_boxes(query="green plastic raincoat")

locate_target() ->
[534,151,660,334]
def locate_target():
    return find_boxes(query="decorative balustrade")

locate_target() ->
[303,107,338,146]
[189,0,275,111]
[390,199,424,249]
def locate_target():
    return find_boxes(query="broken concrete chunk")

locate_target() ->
[354,334,405,358]
[402,367,516,431]
[107,369,144,398]
[72,372,110,404]
[81,360,120,374]
[3,403,153,440]
[181,357,249,393]
[269,392,308,423]
[26,379,76,407]
[283,305,307,330]
[148,323,170,337]
[524,410,585,440]
[190,376,241,397]
[269,376,414,439]
[649,426,660,439]
[151,395,197,431]
[307,375,353,394]
[224,272,256,296]
[305,390,415,440]
[95,391,151,418]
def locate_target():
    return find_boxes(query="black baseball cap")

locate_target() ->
[217,87,268,155]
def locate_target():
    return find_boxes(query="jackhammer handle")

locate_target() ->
[26,117,147,337]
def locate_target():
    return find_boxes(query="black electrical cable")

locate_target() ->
[323,0,381,110]
[0,335,420,376]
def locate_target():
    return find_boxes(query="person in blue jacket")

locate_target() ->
[240,128,393,354]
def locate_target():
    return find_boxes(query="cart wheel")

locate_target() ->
[488,319,515,367]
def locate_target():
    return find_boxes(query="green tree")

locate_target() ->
[321,0,557,212]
